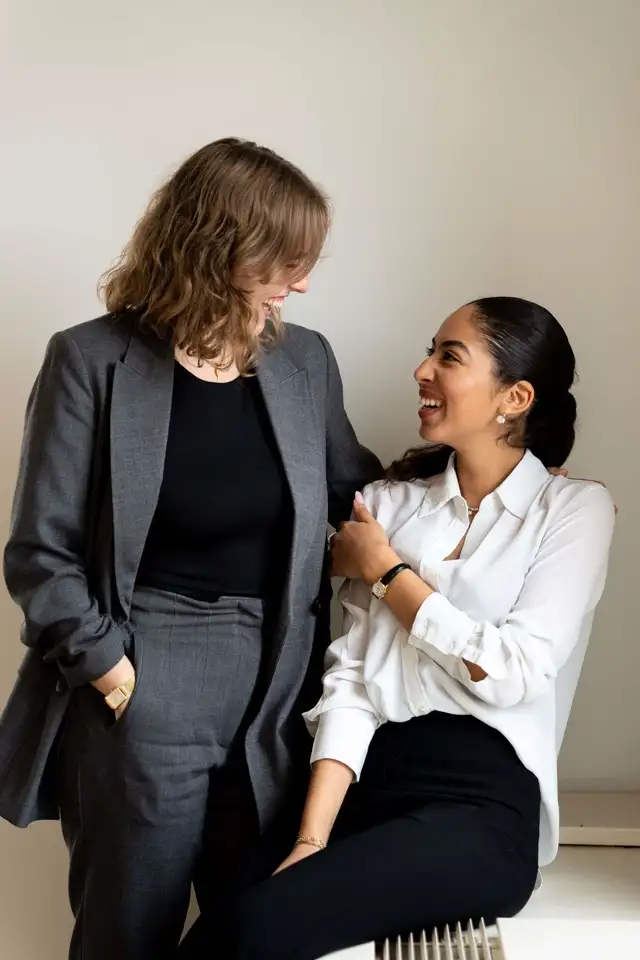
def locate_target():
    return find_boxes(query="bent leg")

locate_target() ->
[231,803,539,960]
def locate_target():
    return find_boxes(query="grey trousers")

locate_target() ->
[57,587,267,960]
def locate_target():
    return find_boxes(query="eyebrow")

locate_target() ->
[432,337,471,355]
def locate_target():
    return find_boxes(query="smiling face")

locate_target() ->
[415,304,533,450]
[245,272,311,334]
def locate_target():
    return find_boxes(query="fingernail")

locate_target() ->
[355,491,365,504]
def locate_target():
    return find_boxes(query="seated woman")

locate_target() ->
[184,296,615,960]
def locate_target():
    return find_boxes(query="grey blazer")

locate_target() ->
[0,314,381,828]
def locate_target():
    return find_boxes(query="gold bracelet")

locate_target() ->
[295,836,326,852]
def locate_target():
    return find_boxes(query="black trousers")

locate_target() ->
[181,713,541,960]
[57,588,269,960]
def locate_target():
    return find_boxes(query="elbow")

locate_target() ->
[462,659,488,683]
[472,684,524,709]
[492,688,525,709]
[3,544,23,600]
[468,674,551,710]
[461,662,526,708]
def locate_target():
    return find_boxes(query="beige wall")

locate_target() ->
[1,0,638,955]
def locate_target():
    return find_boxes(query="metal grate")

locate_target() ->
[376,919,503,960]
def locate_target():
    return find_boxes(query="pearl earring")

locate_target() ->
[496,414,506,424]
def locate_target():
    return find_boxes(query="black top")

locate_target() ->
[137,362,293,602]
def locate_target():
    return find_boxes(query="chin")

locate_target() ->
[419,425,455,450]
[419,422,440,442]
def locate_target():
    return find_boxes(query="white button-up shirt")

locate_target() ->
[304,451,615,864]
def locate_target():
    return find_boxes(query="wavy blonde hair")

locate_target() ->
[100,138,330,373]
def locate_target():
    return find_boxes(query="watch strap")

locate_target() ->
[372,563,411,599]
[379,563,411,587]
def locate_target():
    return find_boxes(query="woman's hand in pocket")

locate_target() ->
[114,698,131,721]
[91,655,136,720]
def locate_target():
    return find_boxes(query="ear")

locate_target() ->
[502,380,535,418]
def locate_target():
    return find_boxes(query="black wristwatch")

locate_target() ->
[371,563,411,600]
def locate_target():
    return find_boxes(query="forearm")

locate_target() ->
[378,556,431,631]
[373,550,488,682]
[298,758,354,844]
[91,655,135,694]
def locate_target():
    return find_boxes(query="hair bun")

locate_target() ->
[556,389,577,415]
[526,389,577,467]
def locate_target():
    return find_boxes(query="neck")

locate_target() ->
[453,439,525,509]
[175,347,239,383]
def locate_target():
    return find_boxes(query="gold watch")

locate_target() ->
[104,677,135,711]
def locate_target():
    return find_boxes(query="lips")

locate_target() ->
[419,392,444,420]
[262,295,288,317]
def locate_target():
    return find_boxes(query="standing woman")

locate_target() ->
[0,138,380,960]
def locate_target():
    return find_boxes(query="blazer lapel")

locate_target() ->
[110,328,174,612]
[257,344,323,621]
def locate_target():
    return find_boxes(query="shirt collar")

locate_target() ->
[496,449,551,519]
[417,449,551,521]
[417,453,465,520]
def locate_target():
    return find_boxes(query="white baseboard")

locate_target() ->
[559,792,640,846]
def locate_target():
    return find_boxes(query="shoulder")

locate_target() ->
[52,312,135,360]
[279,322,337,373]
[539,474,616,538]
[44,314,137,379]
[281,321,326,352]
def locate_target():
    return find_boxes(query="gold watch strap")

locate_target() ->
[104,676,135,711]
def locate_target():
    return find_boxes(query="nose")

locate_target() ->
[414,354,435,383]
[290,275,309,294]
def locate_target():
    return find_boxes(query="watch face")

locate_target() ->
[105,687,128,710]
[372,581,386,600]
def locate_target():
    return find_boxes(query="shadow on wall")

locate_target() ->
[0,345,75,959]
